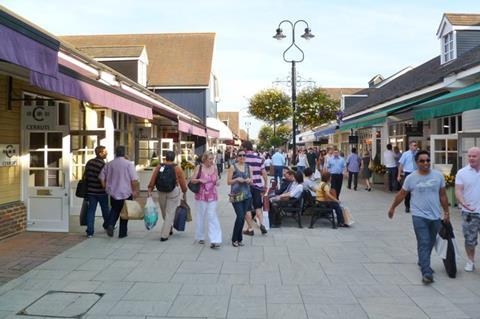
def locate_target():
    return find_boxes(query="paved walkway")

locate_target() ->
[1,178,480,318]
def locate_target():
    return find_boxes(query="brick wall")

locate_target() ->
[0,201,26,240]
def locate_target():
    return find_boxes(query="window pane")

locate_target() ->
[458,116,462,132]
[30,152,44,168]
[434,139,446,151]
[58,103,68,126]
[447,139,457,151]
[47,170,63,187]
[451,116,456,133]
[30,133,45,149]
[47,151,62,168]
[29,170,45,187]
[435,152,446,164]
[97,111,105,128]
[47,133,63,148]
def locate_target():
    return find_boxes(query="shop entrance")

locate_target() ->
[24,131,70,232]
[22,93,70,232]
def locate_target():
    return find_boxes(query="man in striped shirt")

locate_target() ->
[85,145,109,237]
[243,141,269,235]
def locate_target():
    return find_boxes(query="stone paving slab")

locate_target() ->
[0,176,479,318]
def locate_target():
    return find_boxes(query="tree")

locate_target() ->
[248,88,291,135]
[256,124,291,150]
[296,87,340,128]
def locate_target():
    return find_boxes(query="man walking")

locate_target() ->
[384,144,399,192]
[307,148,318,170]
[397,141,418,212]
[388,150,449,284]
[272,148,286,186]
[455,147,480,272]
[346,147,361,190]
[100,146,139,238]
[243,141,269,235]
[326,149,346,199]
[84,145,109,237]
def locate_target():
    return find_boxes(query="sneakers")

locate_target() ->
[243,229,254,236]
[210,243,221,249]
[260,225,268,235]
[405,208,410,213]
[465,260,475,272]
[422,274,434,284]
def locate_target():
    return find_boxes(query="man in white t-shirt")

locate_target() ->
[455,147,480,272]
[384,144,399,192]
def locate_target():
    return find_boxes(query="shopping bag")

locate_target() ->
[313,169,322,180]
[341,206,355,226]
[436,220,458,278]
[144,197,159,230]
[79,199,88,226]
[180,199,192,222]
[174,204,188,231]
[120,200,144,220]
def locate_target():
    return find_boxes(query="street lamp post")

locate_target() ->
[245,121,251,141]
[273,20,314,165]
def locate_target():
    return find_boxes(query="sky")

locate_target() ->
[2,0,480,138]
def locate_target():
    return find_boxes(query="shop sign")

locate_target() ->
[0,144,19,167]
[23,104,55,130]
[406,124,423,136]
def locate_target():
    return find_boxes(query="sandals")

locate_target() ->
[198,240,205,244]
[232,241,244,247]
[210,243,221,249]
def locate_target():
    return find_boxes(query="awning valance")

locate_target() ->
[414,82,480,121]
[0,23,58,77]
[206,117,234,140]
[207,128,220,139]
[30,70,153,119]
[178,119,206,137]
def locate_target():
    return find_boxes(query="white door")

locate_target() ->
[430,134,458,173]
[160,138,174,162]
[24,131,70,232]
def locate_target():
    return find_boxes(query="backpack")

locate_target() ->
[156,164,177,192]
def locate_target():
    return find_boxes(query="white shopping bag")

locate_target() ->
[313,169,322,180]
[263,211,270,230]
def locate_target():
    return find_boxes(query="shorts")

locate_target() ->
[250,187,263,210]
[462,211,480,247]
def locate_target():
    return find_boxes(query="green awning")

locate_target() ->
[339,95,438,131]
[414,82,480,121]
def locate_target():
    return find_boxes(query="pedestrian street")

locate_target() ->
[0,179,479,319]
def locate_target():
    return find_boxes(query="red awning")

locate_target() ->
[178,119,206,137]
[30,70,153,119]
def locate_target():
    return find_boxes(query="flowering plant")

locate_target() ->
[444,174,455,187]
[181,160,195,171]
[372,164,387,175]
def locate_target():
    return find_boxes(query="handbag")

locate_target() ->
[75,171,87,198]
[187,165,202,194]
[368,158,374,171]
[229,192,246,203]
[120,200,144,220]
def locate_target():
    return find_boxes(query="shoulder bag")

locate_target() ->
[188,165,203,194]
[75,170,88,198]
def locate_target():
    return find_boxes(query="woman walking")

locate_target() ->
[190,151,222,248]
[227,149,252,247]
[362,150,373,191]
[215,149,224,179]
[296,149,308,173]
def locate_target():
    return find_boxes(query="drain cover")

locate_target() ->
[18,291,103,318]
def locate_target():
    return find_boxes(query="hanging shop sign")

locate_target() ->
[23,104,56,130]
[0,144,19,167]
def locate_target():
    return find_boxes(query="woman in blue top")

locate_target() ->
[227,149,253,247]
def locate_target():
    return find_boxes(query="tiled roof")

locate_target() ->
[78,45,145,58]
[60,33,215,87]
[445,13,480,27]
[321,88,365,101]
[344,44,480,117]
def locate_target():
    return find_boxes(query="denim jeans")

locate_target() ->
[330,174,343,199]
[296,166,305,174]
[86,193,110,236]
[403,172,412,209]
[231,197,252,243]
[347,171,358,189]
[273,166,284,186]
[412,216,441,276]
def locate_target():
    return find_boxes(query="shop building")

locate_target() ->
[339,13,480,172]
[0,6,201,237]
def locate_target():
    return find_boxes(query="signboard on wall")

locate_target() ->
[23,104,56,130]
[0,144,19,167]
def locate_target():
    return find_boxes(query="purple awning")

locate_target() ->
[178,119,206,137]
[0,24,58,77]
[30,71,153,119]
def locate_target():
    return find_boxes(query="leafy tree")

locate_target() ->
[256,124,291,150]
[257,126,274,150]
[248,88,291,135]
[296,87,340,128]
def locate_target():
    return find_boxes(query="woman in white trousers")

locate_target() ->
[190,151,222,248]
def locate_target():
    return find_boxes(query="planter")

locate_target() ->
[445,186,457,207]
[372,173,386,185]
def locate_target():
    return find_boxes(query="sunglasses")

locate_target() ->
[417,159,431,163]
[237,154,246,157]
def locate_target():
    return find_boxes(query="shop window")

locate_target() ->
[96,110,105,128]
[436,115,461,134]
[432,136,458,172]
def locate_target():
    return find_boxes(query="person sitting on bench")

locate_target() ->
[270,170,304,227]
[316,172,347,227]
